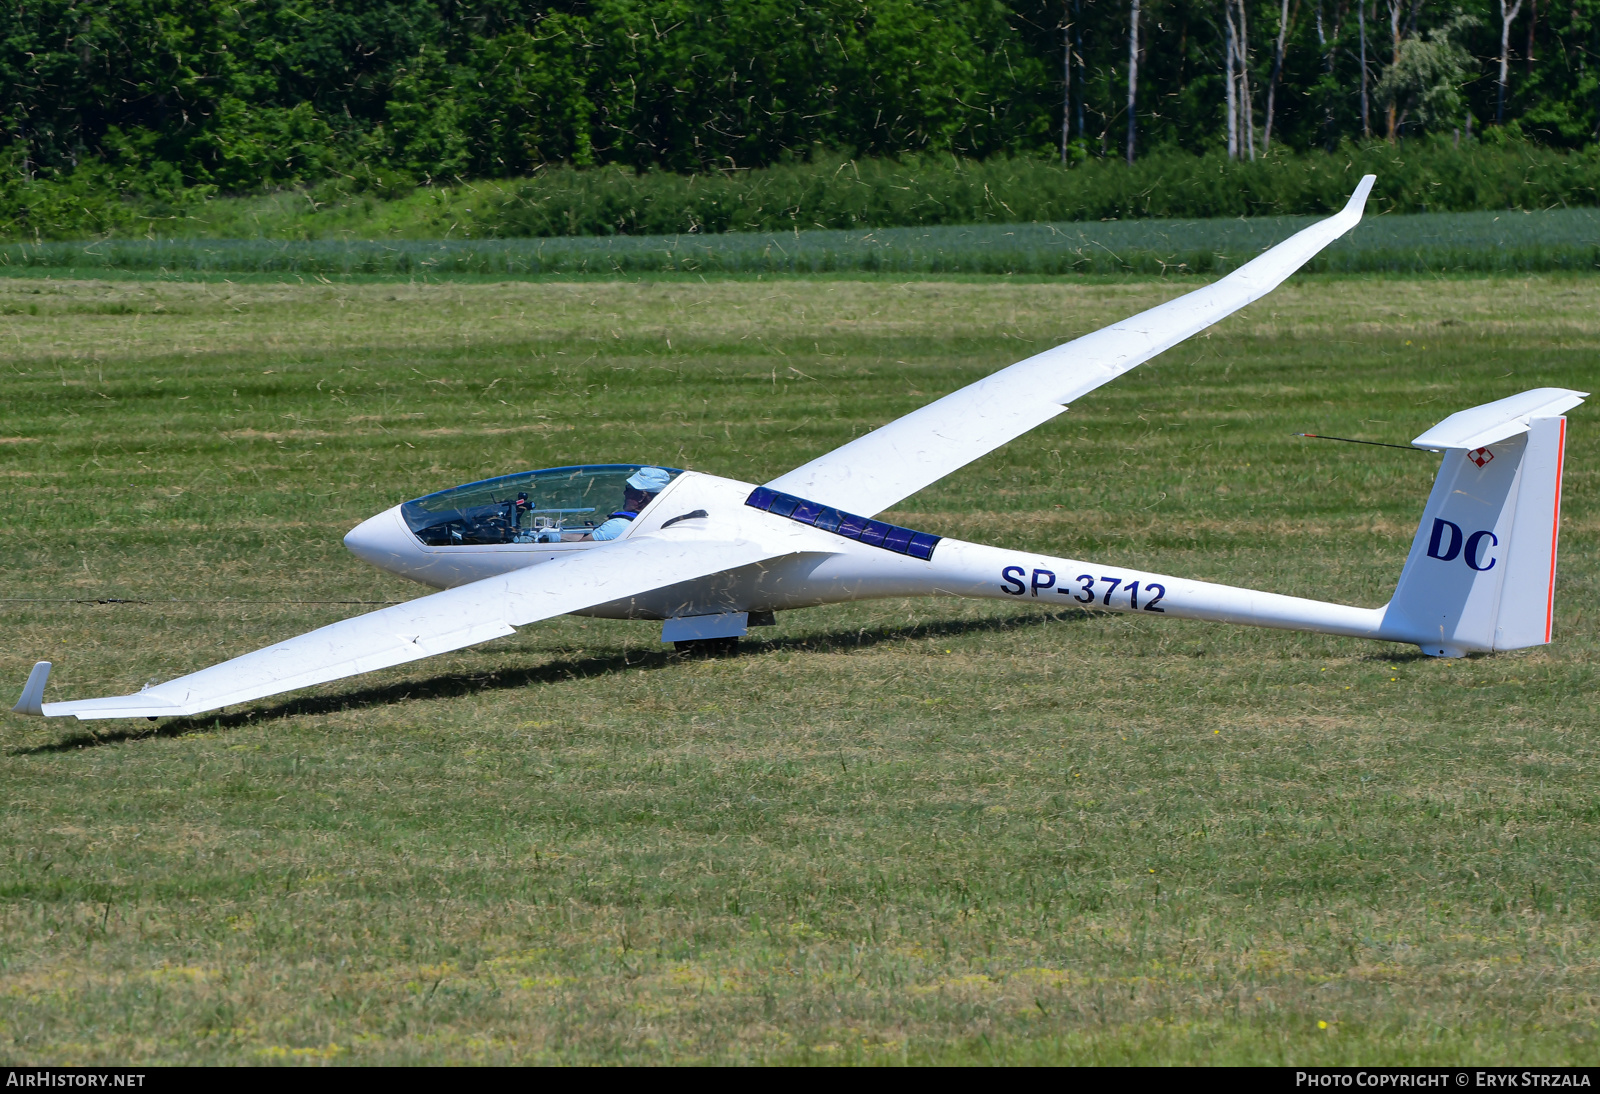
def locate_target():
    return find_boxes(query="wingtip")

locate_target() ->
[1344,174,1377,219]
[12,661,51,717]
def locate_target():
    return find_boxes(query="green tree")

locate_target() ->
[1375,12,1479,133]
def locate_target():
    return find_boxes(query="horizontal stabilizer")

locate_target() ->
[1412,388,1587,451]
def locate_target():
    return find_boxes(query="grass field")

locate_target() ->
[1,272,1597,1064]
[5,206,1600,276]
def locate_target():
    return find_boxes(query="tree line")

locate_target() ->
[2,0,1595,195]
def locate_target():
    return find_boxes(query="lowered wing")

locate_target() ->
[25,536,783,721]
[766,175,1376,518]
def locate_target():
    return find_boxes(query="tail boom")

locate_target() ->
[916,539,1393,643]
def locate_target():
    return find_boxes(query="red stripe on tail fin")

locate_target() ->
[1545,417,1567,643]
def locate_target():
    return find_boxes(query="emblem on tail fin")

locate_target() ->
[1469,447,1494,467]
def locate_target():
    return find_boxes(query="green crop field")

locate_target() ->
[5,206,1600,276]
[1,271,1596,1065]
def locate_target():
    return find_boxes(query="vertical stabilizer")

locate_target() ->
[1383,396,1576,656]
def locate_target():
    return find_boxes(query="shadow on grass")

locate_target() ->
[1356,648,1441,665]
[19,608,1082,753]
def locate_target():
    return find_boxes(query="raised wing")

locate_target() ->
[33,536,782,721]
[766,176,1376,517]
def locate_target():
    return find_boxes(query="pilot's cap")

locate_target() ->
[626,467,672,493]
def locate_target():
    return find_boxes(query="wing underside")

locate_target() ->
[765,176,1376,517]
[38,537,783,721]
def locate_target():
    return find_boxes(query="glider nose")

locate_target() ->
[344,504,417,574]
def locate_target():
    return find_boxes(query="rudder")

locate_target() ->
[1493,415,1567,649]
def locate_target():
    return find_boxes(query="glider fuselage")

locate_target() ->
[346,468,1396,645]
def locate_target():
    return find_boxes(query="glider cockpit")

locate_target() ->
[401,464,682,546]
[340,463,686,589]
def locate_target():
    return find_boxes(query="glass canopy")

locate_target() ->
[400,464,682,546]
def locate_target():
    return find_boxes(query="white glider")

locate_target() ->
[12,175,1587,722]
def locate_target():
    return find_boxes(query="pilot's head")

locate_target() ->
[622,466,671,511]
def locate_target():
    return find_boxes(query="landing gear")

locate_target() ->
[672,636,740,659]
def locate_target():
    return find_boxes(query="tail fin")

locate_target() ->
[1384,388,1584,656]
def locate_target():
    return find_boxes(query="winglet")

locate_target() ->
[1345,174,1376,219]
[12,661,51,716]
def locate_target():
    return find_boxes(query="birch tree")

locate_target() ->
[1314,0,1349,148]
[1062,10,1072,162]
[1264,0,1296,149]
[1074,0,1086,140]
[1223,0,1256,159]
[1497,0,1526,122]
[1226,0,1239,157]
[1237,0,1256,158]
[1127,0,1142,163]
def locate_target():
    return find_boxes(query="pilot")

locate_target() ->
[589,467,671,541]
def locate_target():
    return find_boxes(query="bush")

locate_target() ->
[0,156,206,239]
[3,138,1599,242]
[477,139,1600,238]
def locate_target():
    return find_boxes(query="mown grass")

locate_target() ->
[5,207,1600,277]
[0,273,1596,1065]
